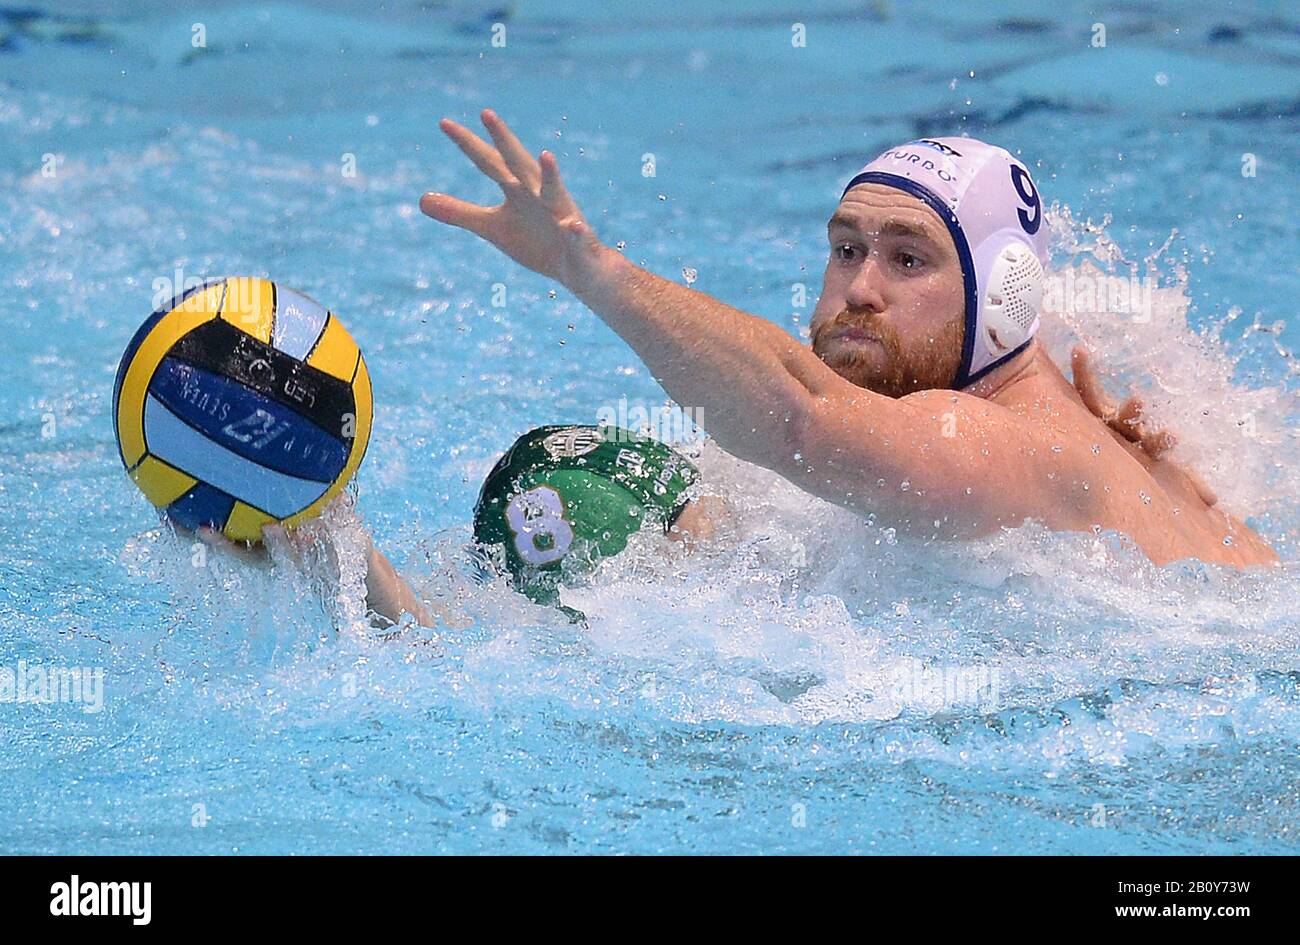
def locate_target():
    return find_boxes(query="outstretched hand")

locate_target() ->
[1071,345,1218,507]
[1071,345,1176,459]
[420,109,605,287]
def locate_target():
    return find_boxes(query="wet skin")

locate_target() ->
[421,111,1278,570]
[807,183,1275,567]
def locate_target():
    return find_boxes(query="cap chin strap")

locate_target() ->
[954,336,1034,390]
[841,171,1043,390]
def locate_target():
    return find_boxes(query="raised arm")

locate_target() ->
[419,111,825,465]
[567,242,843,469]
[420,110,1059,534]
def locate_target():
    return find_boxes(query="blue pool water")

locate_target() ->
[2,1,1299,854]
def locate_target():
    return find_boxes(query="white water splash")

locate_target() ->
[1040,204,1299,527]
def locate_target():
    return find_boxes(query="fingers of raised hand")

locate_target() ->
[1113,396,1177,457]
[1142,428,1177,459]
[439,117,517,190]
[480,109,541,191]
[1114,396,1145,438]
[419,191,495,234]
[539,150,576,215]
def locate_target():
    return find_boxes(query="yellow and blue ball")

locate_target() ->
[112,276,372,542]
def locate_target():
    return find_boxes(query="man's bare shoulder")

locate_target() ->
[883,383,1106,532]
[937,374,1277,566]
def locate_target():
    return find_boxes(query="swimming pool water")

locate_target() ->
[2,0,1299,854]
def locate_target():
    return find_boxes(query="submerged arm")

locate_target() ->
[198,526,433,628]
[364,541,433,628]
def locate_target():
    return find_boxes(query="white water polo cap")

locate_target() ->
[840,137,1050,389]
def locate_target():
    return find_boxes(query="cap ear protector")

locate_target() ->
[973,231,1045,355]
[840,137,1051,389]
